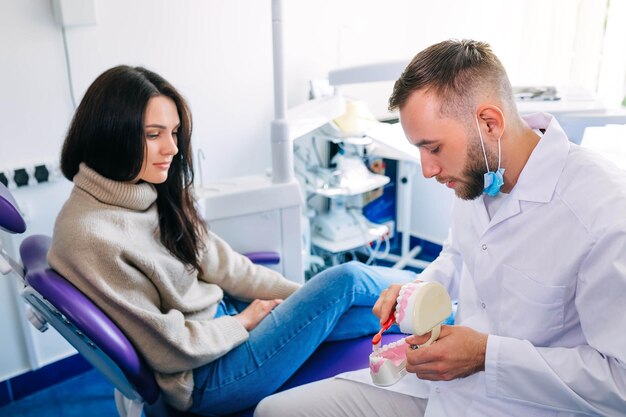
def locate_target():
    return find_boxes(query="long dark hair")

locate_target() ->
[61,65,207,273]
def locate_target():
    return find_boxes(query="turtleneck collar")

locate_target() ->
[74,163,157,211]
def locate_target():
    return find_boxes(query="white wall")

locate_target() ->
[0,0,611,180]
[281,0,608,117]
[279,0,610,243]
[0,0,72,172]
[0,0,277,183]
[0,0,281,381]
[0,0,617,378]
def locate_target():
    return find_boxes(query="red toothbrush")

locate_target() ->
[372,314,395,350]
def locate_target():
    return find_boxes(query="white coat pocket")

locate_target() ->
[498,264,566,346]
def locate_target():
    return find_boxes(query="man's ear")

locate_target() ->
[475,105,505,142]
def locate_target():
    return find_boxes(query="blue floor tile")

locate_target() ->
[0,381,11,407]
[0,369,116,417]
[10,355,93,401]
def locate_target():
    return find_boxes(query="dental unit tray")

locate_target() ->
[369,281,452,386]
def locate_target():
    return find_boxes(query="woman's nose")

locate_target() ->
[163,134,178,155]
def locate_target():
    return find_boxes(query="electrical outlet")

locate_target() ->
[1,171,16,189]
[0,160,61,189]
[34,165,49,183]
[13,168,29,188]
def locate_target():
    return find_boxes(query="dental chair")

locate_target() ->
[0,182,388,417]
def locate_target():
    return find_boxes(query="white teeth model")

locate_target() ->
[369,337,409,386]
[369,282,452,387]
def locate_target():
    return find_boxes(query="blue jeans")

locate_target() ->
[188,261,416,416]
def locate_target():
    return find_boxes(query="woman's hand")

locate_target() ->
[235,299,282,331]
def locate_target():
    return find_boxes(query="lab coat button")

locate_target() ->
[481,244,487,250]
[481,302,486,309]
[434,387,441,394]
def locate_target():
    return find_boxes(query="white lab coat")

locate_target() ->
[417,113,626,416]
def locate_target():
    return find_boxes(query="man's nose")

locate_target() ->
[420,154,440,179]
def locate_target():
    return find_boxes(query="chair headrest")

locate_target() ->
[0,182,26,234]
[20,235,52,272]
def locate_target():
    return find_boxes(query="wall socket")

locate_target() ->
[0,162,61,190]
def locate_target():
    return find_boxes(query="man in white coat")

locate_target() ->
[255,39,626,417]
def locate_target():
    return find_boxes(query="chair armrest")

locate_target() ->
[244,251,280,265]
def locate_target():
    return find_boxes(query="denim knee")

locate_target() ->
[309,261,371,291]
[319,261,370,280]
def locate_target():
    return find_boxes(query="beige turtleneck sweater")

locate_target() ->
[48,163,301,410]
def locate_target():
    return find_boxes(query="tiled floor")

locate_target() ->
[0,369,116,417]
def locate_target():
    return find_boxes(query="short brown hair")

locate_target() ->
[389,39,514,121]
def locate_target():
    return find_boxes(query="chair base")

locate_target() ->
[115,390,145,417]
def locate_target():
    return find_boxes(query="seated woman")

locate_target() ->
[48,65,414,416]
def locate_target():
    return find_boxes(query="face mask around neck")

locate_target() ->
[475,117,504,196]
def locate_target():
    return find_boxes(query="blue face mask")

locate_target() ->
[475,117,504,196]
[483,169,505,196]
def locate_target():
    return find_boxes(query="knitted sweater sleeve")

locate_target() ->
[197,230,301,300]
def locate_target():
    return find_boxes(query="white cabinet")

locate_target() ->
[197,174,304,284]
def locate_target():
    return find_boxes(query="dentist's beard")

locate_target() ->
[455,133,499,200]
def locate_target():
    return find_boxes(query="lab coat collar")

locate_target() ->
[508,112,570,203]
[469,112,569,234]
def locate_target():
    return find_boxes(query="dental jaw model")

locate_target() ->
[370,282,452,386]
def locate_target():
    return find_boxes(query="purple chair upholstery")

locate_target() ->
[20,235,164,414]
[242,251,281,265]
[0,183,26,234]
[222,334,405,417]
[17,235,396,417]
[3,182,395,416]
[25,237,403,416]
[280,335,402,391]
